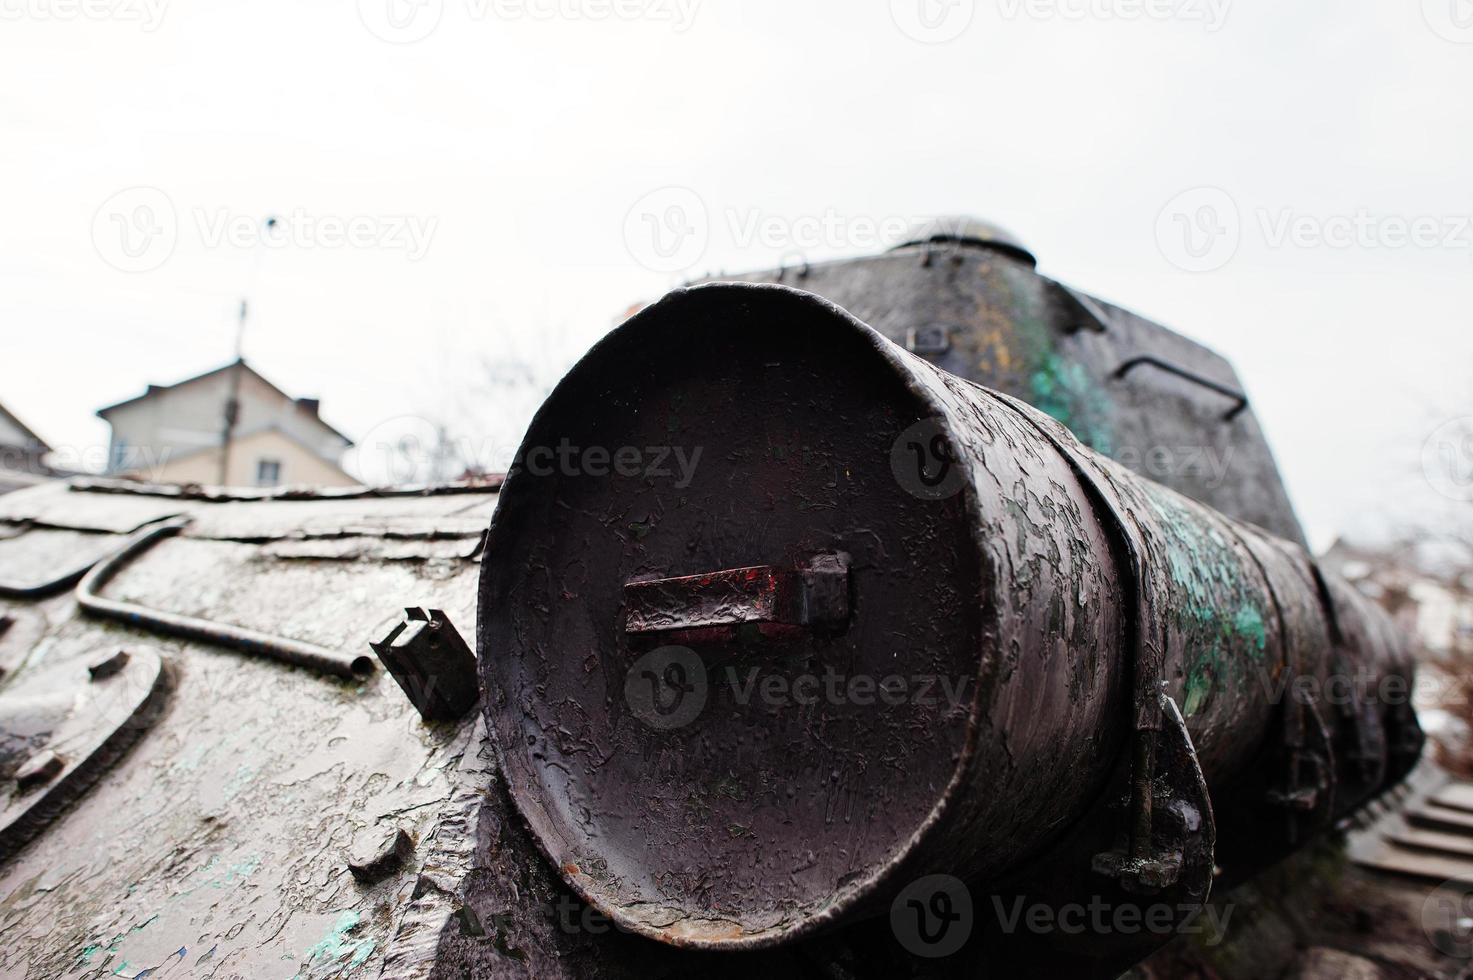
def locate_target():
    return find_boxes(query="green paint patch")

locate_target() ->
[1139,485,1275,717]
[296,910,376,978]
[1234,604,1267,652]
[1184,665,1213,717]
[222,764,254,801]
[1028,353,1115,456]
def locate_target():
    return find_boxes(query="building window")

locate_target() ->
[256,458,282,486]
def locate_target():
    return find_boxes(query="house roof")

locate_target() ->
[0,401,51,452]
[96,359,353,446]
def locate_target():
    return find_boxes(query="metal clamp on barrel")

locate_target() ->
[986,389,1216,901]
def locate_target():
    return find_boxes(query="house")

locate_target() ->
[97,360,356,488]
[1322,536,1473,659]
[0,401,55,494]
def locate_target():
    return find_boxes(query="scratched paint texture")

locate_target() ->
[0,485,493,979]
[711,242,1308,547]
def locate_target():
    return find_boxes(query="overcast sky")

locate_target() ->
[2,0,1470,551]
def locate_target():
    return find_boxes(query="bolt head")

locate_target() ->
[16,750,64,791]
[88,649,130,680]
[347,826,413,884]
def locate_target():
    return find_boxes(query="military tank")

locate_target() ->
[0,219,1423,979]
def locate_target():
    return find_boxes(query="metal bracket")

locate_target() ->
[1092,693,1215,899]
[1113,356,1249,422]
[371,609,479,721]
[623,554,850,639]
[905,325,951,356]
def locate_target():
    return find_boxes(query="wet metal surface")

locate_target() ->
[704,231,1309,546]
[0,254,1425,978]
[480,283,1420,965]
[0,480,493,979]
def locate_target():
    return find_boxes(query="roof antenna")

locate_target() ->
[219,215,278,486]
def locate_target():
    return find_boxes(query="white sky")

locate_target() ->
[2,0,1470,551]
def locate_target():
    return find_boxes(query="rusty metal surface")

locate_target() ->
[0,481,491,979]
[77,519,377,679]
[0,486,188,534]
[703,228,1308,546]
[479,282,1419,966]
[0,527,128,599]
[0,262,1425,979]
[0,645,168,861]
